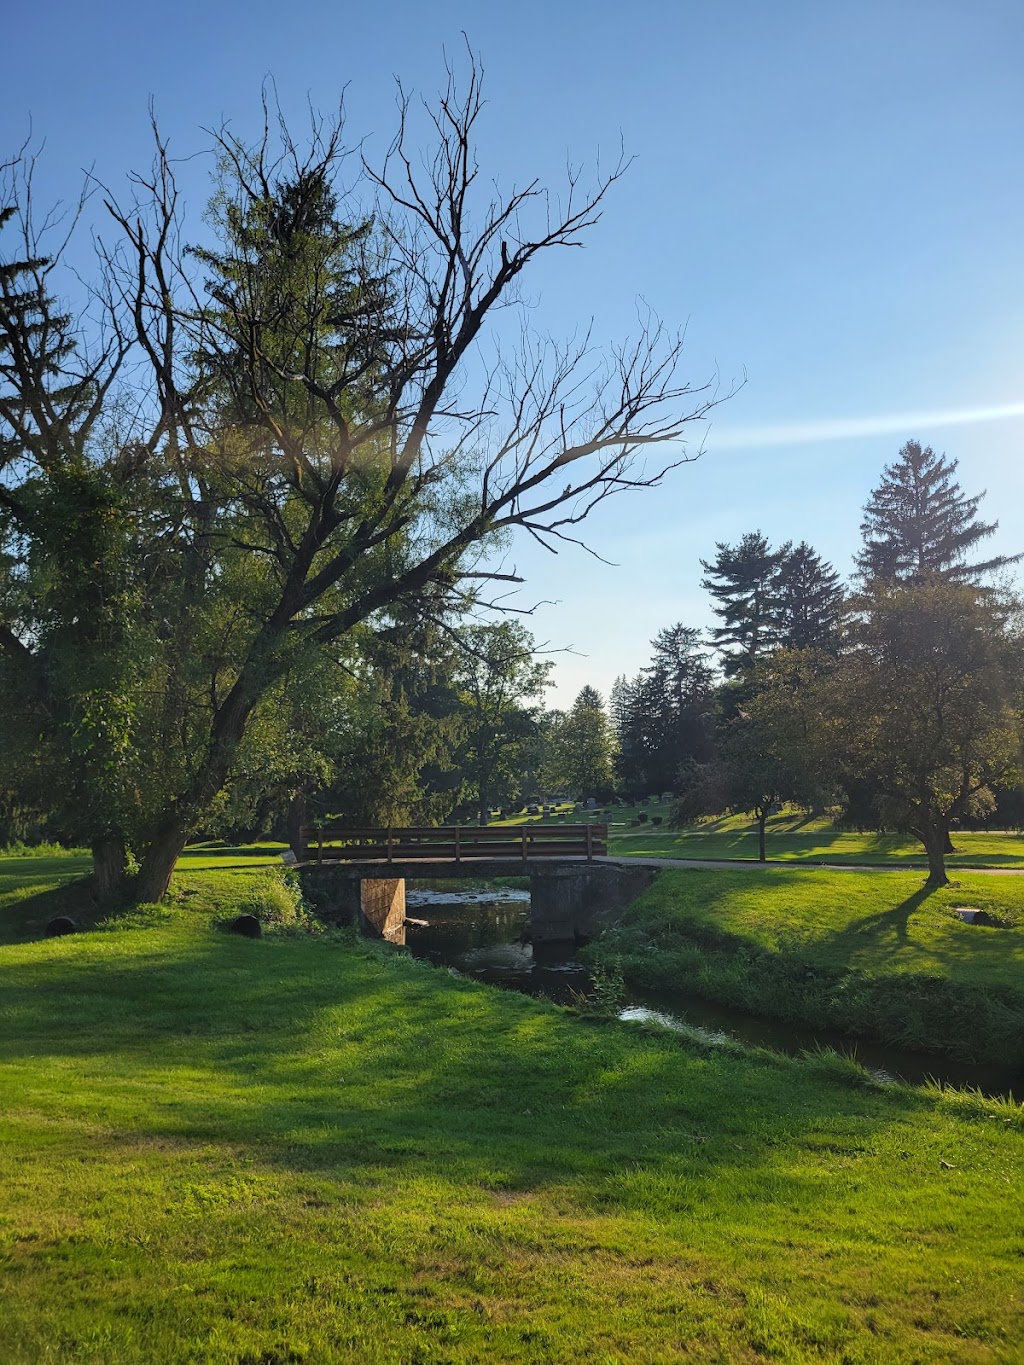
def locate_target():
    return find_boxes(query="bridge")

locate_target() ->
[297,823,653,943]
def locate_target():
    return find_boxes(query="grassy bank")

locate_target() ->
[1,861,1024,1361]
[585,868,1024,1063]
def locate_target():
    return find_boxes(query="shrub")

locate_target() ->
[652,816,663,826]
[637,811,648,823]
[239,871,305,926]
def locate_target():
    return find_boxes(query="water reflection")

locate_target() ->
[403,890,1022,1096]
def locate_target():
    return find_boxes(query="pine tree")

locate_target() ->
[856,440,1021,585]
[775,542,844,652]
[700,532,785,676]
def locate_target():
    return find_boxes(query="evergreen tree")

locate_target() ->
[610,629,715,796]
[856,440,1021,585]
[775,542,844,652]
[700,532,785,676]
[645,624,715,788]
[575,684,604,711]
[611,670,665,795]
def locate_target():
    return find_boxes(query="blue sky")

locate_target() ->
[5,0,1023,703]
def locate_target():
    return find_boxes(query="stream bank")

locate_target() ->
[404,886,1024,1096]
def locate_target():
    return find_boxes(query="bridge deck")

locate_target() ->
[299,823,608,865]
[298,856,601,879]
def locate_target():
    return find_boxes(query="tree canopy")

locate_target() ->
[0,63,717,899]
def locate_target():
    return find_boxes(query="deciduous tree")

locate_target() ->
[821,579,1023,884]
[0,60,721,900]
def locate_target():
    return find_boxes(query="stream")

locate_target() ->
[403,888,1023,1097]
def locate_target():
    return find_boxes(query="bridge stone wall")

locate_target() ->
[528,863,658,943]
[360,878,406,941]
[300,858,659,945]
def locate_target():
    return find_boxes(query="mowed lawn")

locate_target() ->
[586,868,1024,1062]
[616,867,1024,986]
[606,810,1024,867]
[1,858,1023,1361]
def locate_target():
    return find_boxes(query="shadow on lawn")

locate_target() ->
[0,874,103,946]
[0,927,940,1205]
[832,884,938,949]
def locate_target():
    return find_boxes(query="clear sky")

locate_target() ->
[5,0,1023,704]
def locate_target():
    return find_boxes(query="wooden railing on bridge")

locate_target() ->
[299,823,608,865]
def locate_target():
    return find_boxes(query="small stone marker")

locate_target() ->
[954,907,991,925]
[45,916,77,937]
[228,914,262,938]
[279,849,298,866]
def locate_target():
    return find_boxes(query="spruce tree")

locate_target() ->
[775,542,843,651]
[856,440,1021,585]
[700,532,785,676]
[610,672,660,795]
[646,624,715,787]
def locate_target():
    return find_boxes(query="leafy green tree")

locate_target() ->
[547,687,616,800]
[670,649,836,858]
[819,579,1023,884]
[452,622,551,825]
[856,440,1021,586]
[0,64,715,901]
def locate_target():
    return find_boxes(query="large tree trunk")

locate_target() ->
[757,809,767,862]
[133,818,190,904]
[919,823,950,886]
[91,835,129,904]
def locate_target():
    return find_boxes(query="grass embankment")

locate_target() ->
[1,859,1024,1361]
[585,868,1024,1063]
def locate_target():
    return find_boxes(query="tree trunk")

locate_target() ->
[943,830,955,854]
[758,809,767,862]
[287,792,307,861]
[919,824,950,886]
[133,819,190,904]
[91,835,129,904]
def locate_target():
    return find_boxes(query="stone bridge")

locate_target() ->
[298,855,658,944]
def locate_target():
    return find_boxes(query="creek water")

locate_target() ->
[403,888,1023,1097]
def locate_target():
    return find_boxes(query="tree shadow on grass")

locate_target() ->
[0,926,947,1210]
[832,884,939,950]
[0,876,105,946]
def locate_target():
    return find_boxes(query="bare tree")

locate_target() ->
[0,56,725,901]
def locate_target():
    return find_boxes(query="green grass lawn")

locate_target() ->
[487,803,1024,867]
[606,809,1024,866]
[586,868,1024,1061]
[1,859,1024,1361]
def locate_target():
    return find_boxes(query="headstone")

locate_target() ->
[954,908,991,926]
[45,916,77,937]
[280,849,298,866]
[228,914,262,938]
